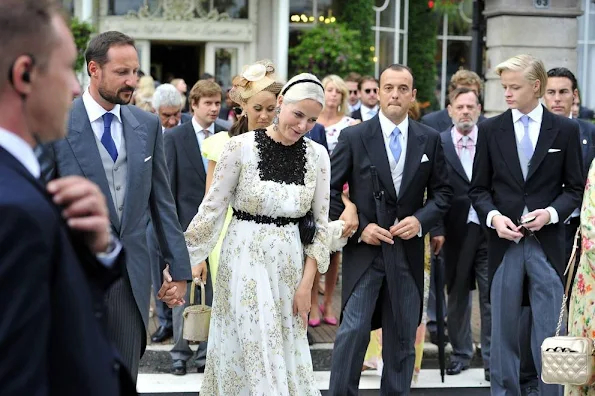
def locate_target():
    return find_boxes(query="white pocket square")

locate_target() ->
[547,149,561,153]
[144,156,152,162]
[421,154,429,163]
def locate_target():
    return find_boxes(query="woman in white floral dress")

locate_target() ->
[184,73,330,395]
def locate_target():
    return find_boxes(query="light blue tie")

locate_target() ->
[389,127,402,163]
[101,112,118,162]
[519,115,534,160]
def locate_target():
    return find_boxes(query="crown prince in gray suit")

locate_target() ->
[43,31,192,380]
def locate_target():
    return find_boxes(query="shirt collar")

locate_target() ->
[0,127,40,178]
[452,124,478,143]
[82,90,122,124]
[191,117,215,135]
[511,103,543,124]
[361,103,379,114]
[379,109,408,139]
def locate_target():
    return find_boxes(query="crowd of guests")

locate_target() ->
[5,1,595,395]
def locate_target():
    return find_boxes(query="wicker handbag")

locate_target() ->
[182,280,211,342]
[541,229,595,386]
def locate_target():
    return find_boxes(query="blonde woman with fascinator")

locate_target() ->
[184,72,330,394]
[197,60,283,288]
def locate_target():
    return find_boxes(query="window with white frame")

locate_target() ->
[577,0,595,110]
[435,0,474,109]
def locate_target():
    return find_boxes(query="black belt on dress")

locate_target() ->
[232,209,299,226]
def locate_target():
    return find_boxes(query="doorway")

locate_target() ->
[150,42,203,88]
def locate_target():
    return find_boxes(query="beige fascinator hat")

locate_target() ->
[229,59,284,104]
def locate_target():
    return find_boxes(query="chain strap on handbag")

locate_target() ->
[541,229,595,386]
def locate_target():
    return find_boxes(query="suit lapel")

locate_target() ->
[526,108,557,181]
[361,117,397,201]
[399,121,427,197]
[182,123,206,182]
[441,131,469,183]
[67,98,121,232]
[495,110,524,188]
[120,106,147,231]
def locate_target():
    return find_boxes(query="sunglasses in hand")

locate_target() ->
[517,216,541,243]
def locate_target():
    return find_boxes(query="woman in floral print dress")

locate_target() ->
[567,160,595,396]
[184,73,330,395]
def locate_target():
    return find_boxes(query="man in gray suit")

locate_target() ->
[164,79,225,375]
[45,31,192,381]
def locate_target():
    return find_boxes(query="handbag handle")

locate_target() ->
[555,228,581,336]
[189,280,206,308]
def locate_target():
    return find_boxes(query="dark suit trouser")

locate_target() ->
[147,222,173,330]
[447,226,490,368]
[170,272,213,367]
[329,240,420,396]
[105,272,145,382]
[490,237,563,396]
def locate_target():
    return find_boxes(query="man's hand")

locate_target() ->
[390,216,421,240]
[360,223,393,246]
[192,261,208,284]
[492,215,523,241]
[431,236,445,255]
[47,176,110,253]
[339,203,359,238]
[158,264,187,308]
[521,209,551,232]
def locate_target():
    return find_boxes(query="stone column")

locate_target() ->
[483,0,582,116]
[274,0,289,81]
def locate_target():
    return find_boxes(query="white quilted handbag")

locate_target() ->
[541,230,595,386]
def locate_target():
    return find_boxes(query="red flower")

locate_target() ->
[577,273,586,295]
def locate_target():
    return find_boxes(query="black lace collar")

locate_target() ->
[254,129,307,185]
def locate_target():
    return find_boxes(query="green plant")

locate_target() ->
[289,23,369,78]
[70,17,94,72]
[408,1,439,110]
[331,0,374,75]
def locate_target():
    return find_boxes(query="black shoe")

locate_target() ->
[484,369,490,382]
[446,361,469,375]
[151,326,173,343]
[429,331,449,346]
[196,365,205,373]
[171,360,186,376]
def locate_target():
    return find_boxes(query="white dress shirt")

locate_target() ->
[486,104,559,228]
[348,101,361,114]
[0,127,120,266]
[82,90,123,151]
[361,104,380,122]
[451,125,480,225]
[192,117,215,169]
[378,110,422,237]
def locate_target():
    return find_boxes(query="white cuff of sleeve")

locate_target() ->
[545,206,559,225]
[96,239,122,268]
[486,210,502,229]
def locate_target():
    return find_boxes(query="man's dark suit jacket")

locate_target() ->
[0,147,136,395]
[305,123,329,152]
[577,118,595,177]
[438,129,488,293]
[351,108,362,121]
[181,112,192,124]
[469,107,584,287]
[579,105,594,121]
[164,120,226,230]
[330,115,452,327]
[421,108,487,132]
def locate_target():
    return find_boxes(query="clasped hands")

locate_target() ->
[360,216,421,246]
[492,209,550,242]
[158,261,208,308]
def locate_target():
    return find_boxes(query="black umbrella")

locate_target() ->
[433,253,446,382]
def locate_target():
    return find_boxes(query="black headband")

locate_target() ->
[281,78,324,96]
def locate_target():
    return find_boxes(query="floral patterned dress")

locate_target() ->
[185,129,330,395]
[567,162,595,396]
